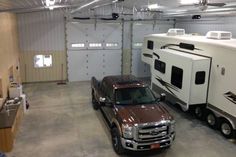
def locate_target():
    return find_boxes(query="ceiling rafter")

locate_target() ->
[0,0,236,18]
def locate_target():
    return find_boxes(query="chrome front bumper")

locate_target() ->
[121,133,175,151]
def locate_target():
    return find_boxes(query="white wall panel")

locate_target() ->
[132,49,151,77]
[17,10,65,52]
[176,17,236,37]
[131,22,174,77]
[132,22,174,44]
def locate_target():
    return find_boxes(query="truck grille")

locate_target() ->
[136,123,169,141]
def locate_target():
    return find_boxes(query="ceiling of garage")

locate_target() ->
[1,0,236,18]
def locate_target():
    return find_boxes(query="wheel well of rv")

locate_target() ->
[206,109,236,130]
[218,117,235,129]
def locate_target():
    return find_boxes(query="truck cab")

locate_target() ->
[91,75,175,154]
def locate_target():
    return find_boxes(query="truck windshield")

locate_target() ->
[115,87,156,105]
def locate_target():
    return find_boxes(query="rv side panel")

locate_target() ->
[189,59,211,105]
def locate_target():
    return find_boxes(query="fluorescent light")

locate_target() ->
[180,0,198,5]
[45,1,50,7]
[148,4,159,10]
[49,6,54,10]
[45,0,55,8]
[80,0,99,9]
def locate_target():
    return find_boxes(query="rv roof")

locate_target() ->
[148,34,236,50]
[163,49,209,61]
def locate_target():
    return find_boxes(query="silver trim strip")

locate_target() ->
[139,131,168,139]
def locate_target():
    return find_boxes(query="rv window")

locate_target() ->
[195,71,206,85]
[147,40,154,50]
[171,66,183,89]
[155,60,166,73]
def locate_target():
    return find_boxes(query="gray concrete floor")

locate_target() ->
[6,81,236,157]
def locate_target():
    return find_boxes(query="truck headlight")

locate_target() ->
[170,120,175,133]
[122,124,133,139]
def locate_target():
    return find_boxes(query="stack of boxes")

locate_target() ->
[9,83,27,113]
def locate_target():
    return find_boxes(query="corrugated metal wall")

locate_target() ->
[20,51,66,82]
[17,10,65,51]
[131,21,174,77]
[17,10,66,83]
[176,16,236,37]
[0,13,20,101]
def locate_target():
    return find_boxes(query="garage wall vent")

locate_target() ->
[167,28,185,36]
[206,31,232,40]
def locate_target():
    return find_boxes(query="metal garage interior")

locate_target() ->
[0,0,236,156]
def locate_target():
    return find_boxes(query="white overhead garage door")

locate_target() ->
[66,22,122,81]
[131,22,173,77]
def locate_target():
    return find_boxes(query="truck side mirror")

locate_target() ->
[159,93,166,102]
[99,97,106,103]
[99,97,112,105]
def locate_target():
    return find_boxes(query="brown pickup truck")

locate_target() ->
[91,75,175,154]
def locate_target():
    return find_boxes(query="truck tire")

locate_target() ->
[220,119,234,139]
[111,128,125,155]
[194,106,205,120]
[91,90,99,110]
[206,111,218,129]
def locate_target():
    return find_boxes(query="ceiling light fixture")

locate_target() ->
[45,0,56,10]
[148,4,159,10]
[180,0,198,5]
[49,6,54,10]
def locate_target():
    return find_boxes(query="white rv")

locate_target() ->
[142,31,236,139]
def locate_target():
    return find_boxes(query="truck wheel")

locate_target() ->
[194,106,205,120]
[111,128,125,155]
[91,90,99,110]
[220,119,234,139]
[206,111,218,129]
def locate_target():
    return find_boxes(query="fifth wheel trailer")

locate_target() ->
[142,31,236,138]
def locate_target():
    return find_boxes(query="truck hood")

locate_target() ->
[116,103,173,125]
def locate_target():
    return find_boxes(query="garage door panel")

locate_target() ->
[87,51,106,80]
[102,24,122,44]
[66,23,88,44]
[103,50,122,76]
[67,22,122,82]
[68,51,89,81]
[68,50,121,81]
